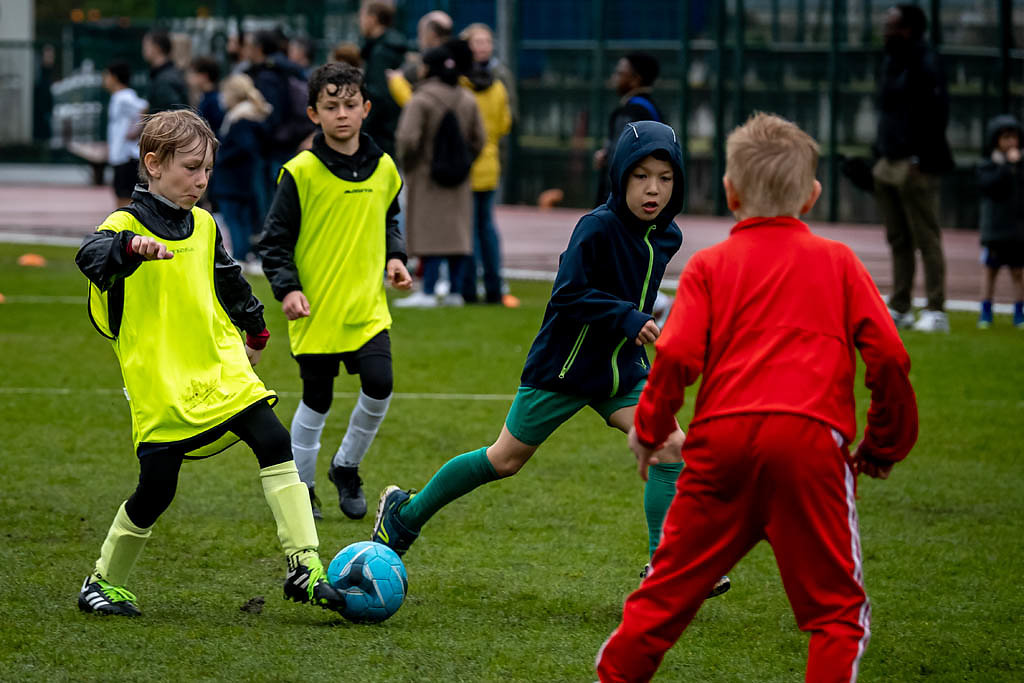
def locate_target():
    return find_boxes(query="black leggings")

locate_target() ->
[124,401,291,528]
[299,333,394,413]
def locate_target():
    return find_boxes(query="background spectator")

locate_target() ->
[872,4,954,333]
[395,41,485,308]
[102,61,146,207]
[141,30,189,114]
[187,56,224,134]
[593,52,663,205]
[976,114,1024,329]
[289,37,315,78]
[211,74,271,263]
[387,10,453,108]
[358,1,408,156]
[459,23,514,306]
[331,42,364,68]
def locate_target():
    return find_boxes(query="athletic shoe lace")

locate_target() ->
[98,581,137,603]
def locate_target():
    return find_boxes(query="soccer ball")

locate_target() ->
[327,541,408,624]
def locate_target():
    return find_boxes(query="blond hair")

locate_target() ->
[460,22,493,41]
[138,109,218,181]
[725,112,819,217]
[220,73,271,117]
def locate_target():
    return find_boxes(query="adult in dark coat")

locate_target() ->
[358,1,408,157]
[872,4,954,333]
[141,31,189,114]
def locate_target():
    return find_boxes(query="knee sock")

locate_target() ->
[644,462,684,558]
[93,501,152,586]
[260,461,319,563]
[290,401,328,489]
[332,391,391,470]
[397,447,499,531]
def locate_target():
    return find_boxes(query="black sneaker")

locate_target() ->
[328,465,367,520]
[283,554,345,613]
[371,486,419,556]
[78,575,141,616]
[309,487,323,521]
[639,565,731,599]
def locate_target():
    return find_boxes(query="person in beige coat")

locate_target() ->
[394,41,485,307]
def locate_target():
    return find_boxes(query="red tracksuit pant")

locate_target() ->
[597,414,871,682]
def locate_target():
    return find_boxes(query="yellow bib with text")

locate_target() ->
[282,150,401,355]
[87,208,275,455]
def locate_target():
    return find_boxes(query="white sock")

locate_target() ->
[290,400,328,488]
[332,391,391,469]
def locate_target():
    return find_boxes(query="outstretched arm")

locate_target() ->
[76,230,172,291]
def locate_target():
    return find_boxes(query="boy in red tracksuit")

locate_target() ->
[596,112,918,683]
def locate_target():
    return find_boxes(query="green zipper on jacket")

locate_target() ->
[610,224,657,396]
[558,323,590,379]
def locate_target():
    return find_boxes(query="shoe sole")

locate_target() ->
[77,595,140,616]
[372,485,401,546]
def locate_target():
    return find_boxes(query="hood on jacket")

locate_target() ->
[984,114,1022,155]
[605,120,685,229]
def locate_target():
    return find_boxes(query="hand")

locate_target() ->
[1007,147,1021,163]
[851,446,893,479]
[593,148,608,169]
[387,259,413,290]
[635,319,660,346]
[245,344,262,367]
[130,236,173,260]
[282,290,311,320]
[628,426,659,482]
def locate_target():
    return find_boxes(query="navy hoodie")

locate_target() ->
[977,114,1024,246]
[520,121,685,398]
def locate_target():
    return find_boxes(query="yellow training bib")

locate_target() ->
[282,150,401,355]
[87,208,275,456]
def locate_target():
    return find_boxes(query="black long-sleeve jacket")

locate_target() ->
[257,132,406,302]
[76,186,266,335]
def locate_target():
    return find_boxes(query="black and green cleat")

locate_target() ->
[284,554,345,613]
[78,575,142,617]
[371,486,419,556]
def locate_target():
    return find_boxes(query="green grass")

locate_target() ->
[1,242,1022,681]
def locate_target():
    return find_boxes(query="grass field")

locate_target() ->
[1,242,1022,682]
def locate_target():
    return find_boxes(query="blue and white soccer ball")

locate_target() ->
[327,541,408,624]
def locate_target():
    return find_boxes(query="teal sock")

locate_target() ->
[398,447,499,531]
[644,462,684,558]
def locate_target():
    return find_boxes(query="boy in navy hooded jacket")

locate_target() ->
[372,122,727,594]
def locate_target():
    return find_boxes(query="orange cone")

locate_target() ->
[17,253,47,267]
[537,189,564,210]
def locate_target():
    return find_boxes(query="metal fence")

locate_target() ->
[11,0,1024,226]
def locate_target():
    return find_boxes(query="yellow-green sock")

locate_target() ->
[94,501,152,586]
[260,461,319,562]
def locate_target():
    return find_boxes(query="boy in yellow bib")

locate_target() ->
[75,110,345,617]
[259,63,412,522]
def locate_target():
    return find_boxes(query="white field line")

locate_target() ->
[2,285,1015,316]
[0,233,83,247]
[0,386,511,401]
[0,386,1019,408]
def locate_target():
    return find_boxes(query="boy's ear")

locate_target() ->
[143,152,161,179]
[799,180,823,215]
[306,105,319,125]
[362,99,372,118]
[723,176,741,212]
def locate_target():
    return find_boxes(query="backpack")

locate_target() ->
[430,109,473,187]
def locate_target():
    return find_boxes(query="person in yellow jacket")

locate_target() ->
[75,109,346,618]
[458,23,515,305]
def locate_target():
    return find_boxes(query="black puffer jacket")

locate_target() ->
[361,29,409,158]
[76,187,266,334]
[977,114,1024,245]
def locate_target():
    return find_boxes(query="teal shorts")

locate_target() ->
[504,379,646,447]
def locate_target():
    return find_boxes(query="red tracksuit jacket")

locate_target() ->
[635,216,917,460]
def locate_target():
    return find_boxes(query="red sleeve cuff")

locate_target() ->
[246,328,270,350]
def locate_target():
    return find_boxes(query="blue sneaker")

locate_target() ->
[979,300,994,329]
[1014,302,1024,329]
[371,486,419,556]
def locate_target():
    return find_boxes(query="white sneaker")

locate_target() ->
[912,309,949,333]
[888,307,915,329]
[440,293,465,307]
[242,258,264,277]
[435,279,451,297]
[393,291,438,308]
